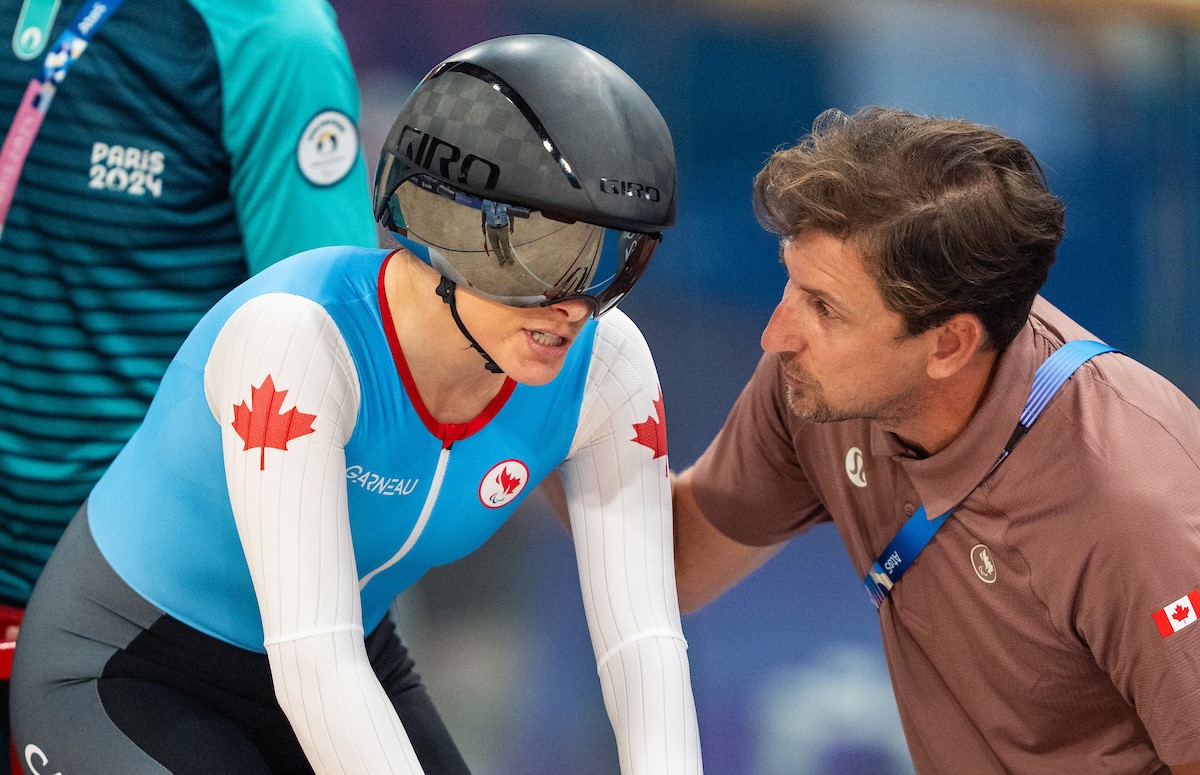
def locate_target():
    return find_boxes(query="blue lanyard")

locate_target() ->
[33,0,124,106]
[0,0,124,236]
[863,339,1118,610]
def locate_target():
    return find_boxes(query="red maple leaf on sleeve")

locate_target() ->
[497,466,523,495]
[631,389,668,460]
[1172,604,1192,623]
[232,374,318,470]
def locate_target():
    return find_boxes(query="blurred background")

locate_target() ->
[333,0,1199,772]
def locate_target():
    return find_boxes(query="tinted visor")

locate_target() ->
[379,171,659,316]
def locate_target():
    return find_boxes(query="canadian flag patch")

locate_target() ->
[1152,589,1200,638]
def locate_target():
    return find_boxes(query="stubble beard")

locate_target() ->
[781,358,919,426]
[784,382,841,423]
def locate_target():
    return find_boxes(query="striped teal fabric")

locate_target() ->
[0,0,376,605]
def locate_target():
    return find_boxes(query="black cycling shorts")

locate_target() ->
[11,506,471,774]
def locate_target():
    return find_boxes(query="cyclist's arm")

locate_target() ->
[556,310,702,774]
[205,293,423,774]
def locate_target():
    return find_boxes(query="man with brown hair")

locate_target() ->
[673,106,1200,774]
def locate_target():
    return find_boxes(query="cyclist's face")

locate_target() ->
[453,287,592,386]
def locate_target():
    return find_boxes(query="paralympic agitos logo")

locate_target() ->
[478,459,529,509]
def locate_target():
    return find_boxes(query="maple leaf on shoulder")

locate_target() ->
[232,374,318,471]
[1172,604,1192,623]
[631,390,668,460]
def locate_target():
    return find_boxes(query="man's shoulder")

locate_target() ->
[1035,296,1193,409]
[1028,295,1101,344]
[993,339,1199,527]
[1027,295,1197,432]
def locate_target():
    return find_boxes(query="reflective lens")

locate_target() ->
[385,174,658,315]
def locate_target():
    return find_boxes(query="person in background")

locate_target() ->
[0,0,375,767]
[671,106,1200,774]
[11,34,703,775]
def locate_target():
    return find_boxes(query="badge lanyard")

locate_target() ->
[0,0,125,239]
[863,339,1118,610]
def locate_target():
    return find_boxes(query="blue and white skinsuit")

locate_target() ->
[11,246,702,775]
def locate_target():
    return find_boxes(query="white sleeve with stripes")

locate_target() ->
[560,310,704,774]
[203,293,425,775]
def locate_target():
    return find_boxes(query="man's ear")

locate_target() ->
[926,313,986,380]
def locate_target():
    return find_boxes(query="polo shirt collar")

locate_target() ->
[869,319,1037,518]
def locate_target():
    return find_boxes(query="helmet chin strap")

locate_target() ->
[436,276,504,374]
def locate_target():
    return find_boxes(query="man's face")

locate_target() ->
[761,231,933,425]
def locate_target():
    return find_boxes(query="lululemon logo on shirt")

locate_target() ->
[479,460,528,509]
[297,110,358,186]
[971,544,997,584]
[845,447,867,488]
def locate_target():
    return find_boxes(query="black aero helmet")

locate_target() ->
[374,34,676,316]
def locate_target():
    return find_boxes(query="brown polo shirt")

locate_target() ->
[691,297,1200,774]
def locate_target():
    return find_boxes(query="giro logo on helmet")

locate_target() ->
[599,178,660,202]
[398,125,500,191]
